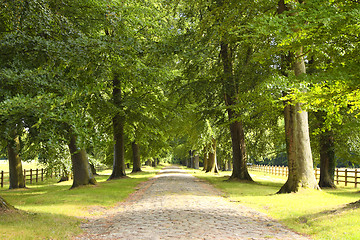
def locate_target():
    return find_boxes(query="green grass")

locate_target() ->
[0,166,160,240]
[188,169,360,240]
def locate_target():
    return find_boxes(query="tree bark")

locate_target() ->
[206,138,219,173]
[228,118,252,180]
[277,0,319,193]
[194,154,199,169]
[226,159,232,171]
[295,102,318,189]
[220,42,252,181]
[7,135,25,189]
[68,134,96,189]
[202,147,208,171]
[131,141,142,173]
[278,103,298,192]
[187,150,192,168]
[319,128,336,188]
[313,111,336,188]
[190,150,195,168]
[108,74,126,179]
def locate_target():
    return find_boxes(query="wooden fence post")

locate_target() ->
[336,169,339,184]
[345,169,348,186]
[24,169,26,183]
[1,171,3,188]
[41,168,44,182]
[36,169,39,183]
[30,169,33,184]
[355,169,358,188]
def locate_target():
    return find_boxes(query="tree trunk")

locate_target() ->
[90,163,98,176]
[278,103,298,193]
[206,139,219,173]
[131,141,142,173]
[190,150,195,168]
[108,74,126,179]
[194,154,199,169]
[278,97,319,192]
[228,118,252,180]
[187,150,192,168]
[7,135,25,189]
[313,111,336,188]
[202,147,208,171]
[319,129,336,188]
[68,135,96,189]
[0,196,13,211]
[277,0,319,193]
[295,102,319,189]
[226,159,232,171]
[220,42,252,181]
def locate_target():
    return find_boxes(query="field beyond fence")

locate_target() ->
[248,164,360,188]
[0,168,64,188]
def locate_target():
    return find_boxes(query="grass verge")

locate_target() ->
[189,169,360,240]
[0,166,161,240]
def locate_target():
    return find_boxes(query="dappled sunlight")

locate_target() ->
[250,172,287,184]
[19,204,88,217]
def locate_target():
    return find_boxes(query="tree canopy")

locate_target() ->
[0,0,359,192]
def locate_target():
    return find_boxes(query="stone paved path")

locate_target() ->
[77,166,309,240]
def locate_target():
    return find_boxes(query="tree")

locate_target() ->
[205,138,219,173]
[318,128,336,188]
[108,73,127,179]
[220,42,252,181]
[68,134,97,188]
[7,134,25,189]
[0,0,112,188]
[131,141,142,173]
[277,0,319,193]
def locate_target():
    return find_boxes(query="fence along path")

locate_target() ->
[0,168,63,188]
[248,164,360,188]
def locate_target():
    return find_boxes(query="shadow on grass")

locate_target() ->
[196,175,282,197]
[326,188,360,198]
[1,172,155,216]
[0,209,81,239]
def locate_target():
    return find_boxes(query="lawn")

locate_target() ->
[0,166,161,240]
[189,169,360,240]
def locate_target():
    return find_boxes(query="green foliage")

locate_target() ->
[1,0,360,186]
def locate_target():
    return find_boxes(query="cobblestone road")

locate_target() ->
[77,166,309,240]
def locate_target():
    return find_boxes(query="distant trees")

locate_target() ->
[171,0,360,193]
